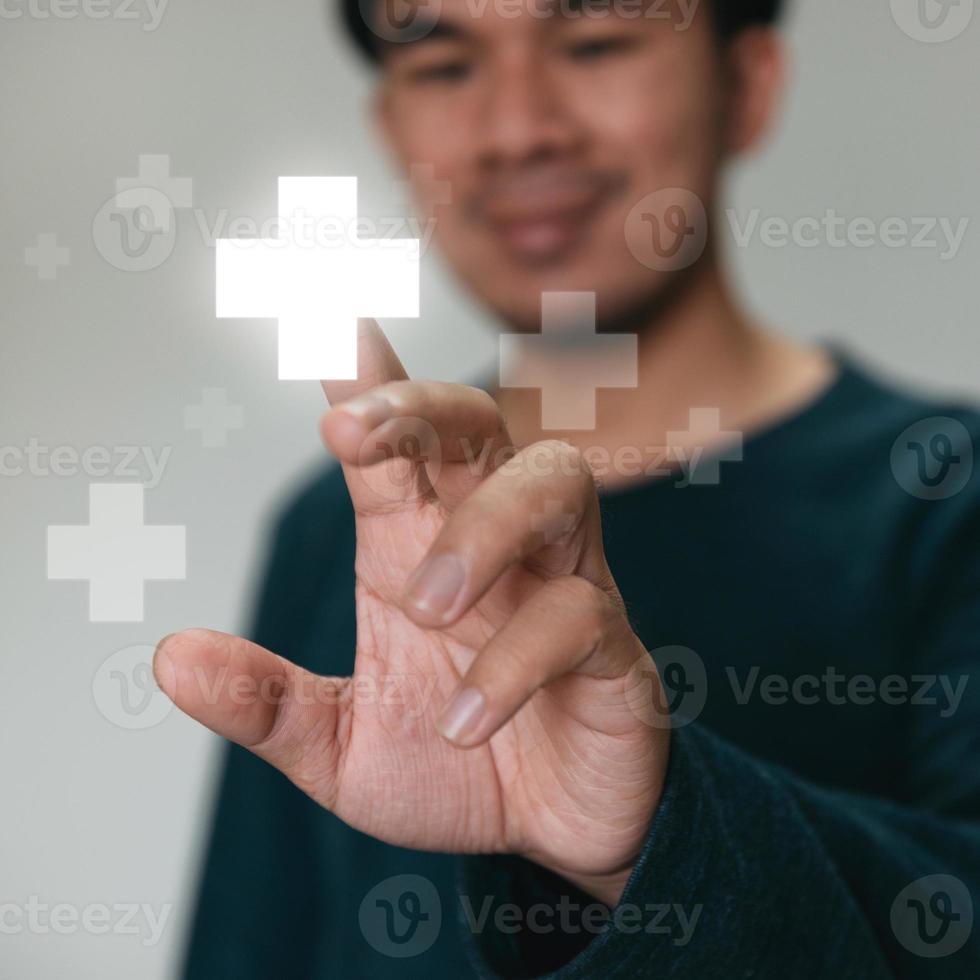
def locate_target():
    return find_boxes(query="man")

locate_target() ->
[157,0,980,976]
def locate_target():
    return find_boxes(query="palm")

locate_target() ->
[329,491,659,880]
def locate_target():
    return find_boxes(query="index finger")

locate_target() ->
[320,318,409,407]
[319,318,429,512]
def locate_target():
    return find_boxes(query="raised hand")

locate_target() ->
[154,320,670,905]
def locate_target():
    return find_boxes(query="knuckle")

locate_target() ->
[525,440,597,503]
[374,380,415,414]
[550,576,607,631]
[466,385,500,418]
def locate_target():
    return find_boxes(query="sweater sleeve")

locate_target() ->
[457,720,979,979]
[457,496,980,979]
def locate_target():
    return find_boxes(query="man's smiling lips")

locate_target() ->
[476,174,621,263]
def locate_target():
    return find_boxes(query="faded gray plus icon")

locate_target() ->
[669,407,744,487]
[529,498,579,547]
[185,388,245,448]
[398,162,452,211]
[499,291,637,431]
[116,154,193,231]
[25,233,70,279]
[93,154,191,272]
[47,483,186,622]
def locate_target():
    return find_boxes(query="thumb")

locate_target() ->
[154,629,346,809]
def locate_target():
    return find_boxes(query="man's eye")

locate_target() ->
[567,36,636,61]
[409,60,472,83]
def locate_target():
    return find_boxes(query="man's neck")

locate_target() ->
[494,259,836,490]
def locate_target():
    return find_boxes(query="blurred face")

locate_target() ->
[376,0,752,330]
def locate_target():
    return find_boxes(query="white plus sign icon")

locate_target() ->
[47,484,187,622]
[499,292,637,430]
[668,408,744,486]
[216,177,420,381]
[185,388,245,447]
[116,154,193,232]
[25,233,70,279]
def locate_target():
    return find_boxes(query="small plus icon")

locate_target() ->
[398,163,452,208]
[116,154,193,232]
[499,292,637,430]
[530,498,578,546]
[25,233,70,279]
[668,408,743,486]
[216,176,420,381]
[185,388,245,447]
[47,484,187,622]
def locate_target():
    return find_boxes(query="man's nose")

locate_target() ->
[476,57,582,167]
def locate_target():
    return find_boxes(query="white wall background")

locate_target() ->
[1,0,978,976]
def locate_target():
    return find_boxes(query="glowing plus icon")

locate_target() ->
[216,177,420,381]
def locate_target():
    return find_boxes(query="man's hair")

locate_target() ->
[340,0,786,63]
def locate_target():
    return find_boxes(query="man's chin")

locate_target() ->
[476,271,672,330]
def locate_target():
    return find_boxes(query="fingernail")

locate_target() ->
[437,687,486,745]
[404,553,465,620]
[340,395,392,430]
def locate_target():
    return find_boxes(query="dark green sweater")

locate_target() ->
[183,353,980,978]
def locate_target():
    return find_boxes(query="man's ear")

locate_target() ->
[723,28,788,156]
